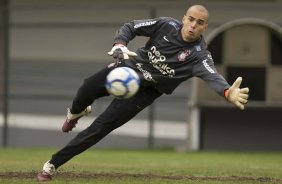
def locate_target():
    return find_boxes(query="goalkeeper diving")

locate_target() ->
[37,4,249,182]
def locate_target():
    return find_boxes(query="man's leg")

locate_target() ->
[62,65,115,132]
[50,86,162,168]
[70,66,112,114]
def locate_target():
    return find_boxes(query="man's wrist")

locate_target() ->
[113,39,127,46]
[114,43,125,46]
[224,89,229,99]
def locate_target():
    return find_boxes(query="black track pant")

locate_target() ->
[49,64,162,168]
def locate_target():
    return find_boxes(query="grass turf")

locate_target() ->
[0,148,281,183]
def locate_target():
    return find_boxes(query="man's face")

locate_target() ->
[181,7,208,42]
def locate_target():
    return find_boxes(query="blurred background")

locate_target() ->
[0,0,281,151]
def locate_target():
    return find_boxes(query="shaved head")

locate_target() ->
[186,5,209,23]
[181,4,209,42]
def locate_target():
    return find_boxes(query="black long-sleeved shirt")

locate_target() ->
[113,17,230,95]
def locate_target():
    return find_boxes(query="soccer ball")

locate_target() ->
[105,67,140,99]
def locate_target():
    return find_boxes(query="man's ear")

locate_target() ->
[182,15,186,24]
[204,23,208,31]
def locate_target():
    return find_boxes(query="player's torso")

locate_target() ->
[133,21,204,79]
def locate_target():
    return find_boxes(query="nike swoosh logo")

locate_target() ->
[163,36,169,42]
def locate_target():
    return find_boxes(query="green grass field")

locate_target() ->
[0,148,281,184]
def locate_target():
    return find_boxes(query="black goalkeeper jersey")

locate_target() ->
[113,17,230,95]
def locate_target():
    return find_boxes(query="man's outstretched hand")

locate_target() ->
[226,77,249,110]
[108,44,137,60]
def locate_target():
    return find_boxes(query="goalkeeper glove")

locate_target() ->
[108,44,137,60]
[225,77,249,110]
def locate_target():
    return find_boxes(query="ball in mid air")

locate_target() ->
[105,67,140,99]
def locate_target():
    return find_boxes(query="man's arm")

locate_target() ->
[193,54,249,110]
[113,18,164,45]
[108,18,169,60]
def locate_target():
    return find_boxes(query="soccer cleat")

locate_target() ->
[37,161,55,182]
[62,106,92,132]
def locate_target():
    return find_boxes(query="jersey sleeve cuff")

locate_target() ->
[113,40,127,46]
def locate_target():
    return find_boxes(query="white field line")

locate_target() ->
[0,113,187,140]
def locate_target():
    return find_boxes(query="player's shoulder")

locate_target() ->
[158,17,181,30]
[193,36,207,53]
[192,37,214,62]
